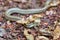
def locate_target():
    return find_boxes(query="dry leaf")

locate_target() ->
[50,0,60,6]
[37,36,49,40]
[53,25,60,40]
[33,14,43,18]
[24,29,34,40]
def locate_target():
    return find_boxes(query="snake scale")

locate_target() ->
[5,0,60,21]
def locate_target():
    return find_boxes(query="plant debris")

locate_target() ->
[0,0,60,40]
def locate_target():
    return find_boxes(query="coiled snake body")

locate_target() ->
[5,0,60,21]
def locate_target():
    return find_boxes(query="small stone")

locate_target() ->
[0,28,6,36]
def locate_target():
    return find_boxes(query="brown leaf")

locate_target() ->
[53,25,60,40]
[24,29,34,40]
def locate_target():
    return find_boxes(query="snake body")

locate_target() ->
[5,0,51,21]
[5,0,59,21]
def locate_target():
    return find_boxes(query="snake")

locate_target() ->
[5,0,59,21]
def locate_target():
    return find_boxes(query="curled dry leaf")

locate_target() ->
[33,14,44,18]
[50,0,60,6]
[39,28,52,36]
[7,21,14,29]
[53,25,60,40]
[27,15,36,22]
[16,15,37,24]
[26,19,40,28]
[46,10,54,15]
[16,20,29,24]
[24,29,34,40]
[18,37,20,40]
[26,23,38,28]
[34,18,41,23]
[37,36,49,40]
[16,18,29,24]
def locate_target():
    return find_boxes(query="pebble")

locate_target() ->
[0,27,6,36]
